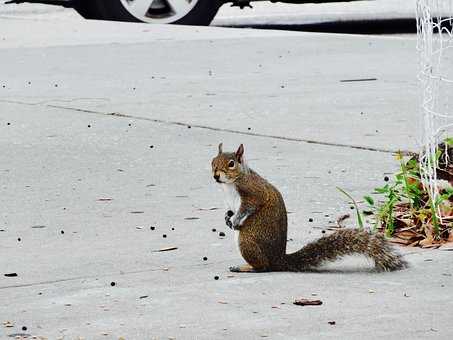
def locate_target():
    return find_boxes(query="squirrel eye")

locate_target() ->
[228,160,235,168]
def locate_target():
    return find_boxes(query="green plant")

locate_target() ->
[429,187,453,234]
[398,156,423,209]
[336,187,364,230]
[337,138,453,244]
[368,141,452,240]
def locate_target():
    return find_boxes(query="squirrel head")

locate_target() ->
[211,143,246,184]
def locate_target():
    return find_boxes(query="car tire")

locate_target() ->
[84,0,222,25]
[73,0,104,20]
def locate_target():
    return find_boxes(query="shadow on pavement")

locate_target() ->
[217,18,452,35]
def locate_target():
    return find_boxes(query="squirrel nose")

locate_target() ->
[213,174,220,182]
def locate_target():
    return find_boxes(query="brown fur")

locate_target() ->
[212,144,408,272]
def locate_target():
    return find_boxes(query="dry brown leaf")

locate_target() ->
[423,244,441,249]
[420,240,441,248]
[398,226,419,232]
[389,237,413,245]
[408,240,420,247]
[424,224,435,239]
[394,217,413,227]
[293,298,323,306]
[394,203,411,212]
[394,230,420,240]
[419,234,435,247]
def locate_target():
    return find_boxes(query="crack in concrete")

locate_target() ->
[0,261,228,290]
[1,99,410,154]
[0,97,109,106]
[48,104,410,155]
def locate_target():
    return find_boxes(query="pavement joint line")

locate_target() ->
[0,260,229,290]
[0,98,109,106]
[0,99,411,154]
[45,103,412,155]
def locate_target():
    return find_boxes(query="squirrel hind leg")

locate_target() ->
[229,264,268,273]
[370,234,409,272]
[237,239,272,272]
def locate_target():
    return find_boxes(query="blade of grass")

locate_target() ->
[336,187,364,229]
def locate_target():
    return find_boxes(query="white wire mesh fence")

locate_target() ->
[416,0,453,216]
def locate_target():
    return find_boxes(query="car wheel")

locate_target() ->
[93,0,222,25]
[73,0,104,20]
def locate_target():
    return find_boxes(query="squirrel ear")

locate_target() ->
[235,144,244,162]
[218,142,223,154]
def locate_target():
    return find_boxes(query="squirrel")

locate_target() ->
[211,143,407,273]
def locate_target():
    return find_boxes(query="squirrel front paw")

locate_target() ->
[225,210,234,229]
[230,215,242,230]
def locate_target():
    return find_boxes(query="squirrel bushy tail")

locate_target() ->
[280,229,407,272]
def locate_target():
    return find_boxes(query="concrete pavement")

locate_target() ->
[1,4,452,340]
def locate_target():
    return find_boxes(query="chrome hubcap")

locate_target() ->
[120,0,197,23]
